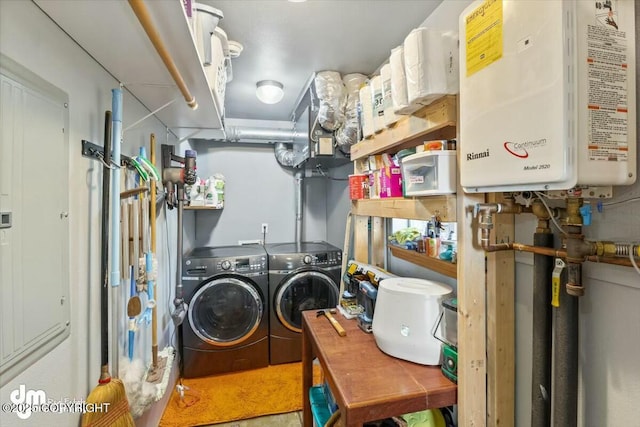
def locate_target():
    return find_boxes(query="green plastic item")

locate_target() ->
[402,408,446,427]
[441,344,458,383]
[129,157,149,182]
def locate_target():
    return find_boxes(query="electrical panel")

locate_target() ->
[0,55,70,386]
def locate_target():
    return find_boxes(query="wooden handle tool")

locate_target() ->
[317,309,347,337]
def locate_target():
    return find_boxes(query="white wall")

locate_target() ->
[190,140,336,247]
[0,2,184,426]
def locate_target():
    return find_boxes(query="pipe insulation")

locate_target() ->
[552,263,579,427]
[531,232,554,427]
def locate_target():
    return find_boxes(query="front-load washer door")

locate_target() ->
[275,269,339,333]
[188,276,263,347]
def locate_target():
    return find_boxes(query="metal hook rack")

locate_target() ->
[81,139,136,170]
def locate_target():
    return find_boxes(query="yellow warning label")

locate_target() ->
[465,0,503,77]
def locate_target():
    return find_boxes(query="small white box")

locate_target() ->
[372,278,453,365]
[401,150,457,196]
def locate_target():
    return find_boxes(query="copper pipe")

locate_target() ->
[586,256,637,267]
[484,240,638,268]
[128,0,198,110]
[475,199,639,267]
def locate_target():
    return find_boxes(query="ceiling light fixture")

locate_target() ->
[256,80,284,104]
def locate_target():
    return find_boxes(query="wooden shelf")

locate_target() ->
[388,245,457,278]
[351,196,456,222]
[35,0,224,140]
[350,95,457,160]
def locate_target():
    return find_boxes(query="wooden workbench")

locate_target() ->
[301,310,457,427]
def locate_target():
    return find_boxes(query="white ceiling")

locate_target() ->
[203,0,443,122]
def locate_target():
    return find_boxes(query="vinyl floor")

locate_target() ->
[205,410,303,426]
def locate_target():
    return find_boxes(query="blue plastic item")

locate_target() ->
[309,386,332,427]
[579,204,592,226]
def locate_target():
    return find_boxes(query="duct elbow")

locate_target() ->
[274,142,295,167]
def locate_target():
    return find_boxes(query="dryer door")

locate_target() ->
[275,269,339,333]
[188,276,263,346]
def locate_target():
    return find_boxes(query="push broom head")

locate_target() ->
[81,366,135,427]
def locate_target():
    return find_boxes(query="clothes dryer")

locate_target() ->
[265,241,341,365]
[181,245,268,377]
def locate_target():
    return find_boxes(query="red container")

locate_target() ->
[349,174,369,200]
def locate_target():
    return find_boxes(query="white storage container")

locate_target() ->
[204,27,230,115]
[192,3,223,66]
[193,3,228,115]
[372,278,453,366]
[401,150,457,196]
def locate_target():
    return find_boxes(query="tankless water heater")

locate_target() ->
[459,0,636,192]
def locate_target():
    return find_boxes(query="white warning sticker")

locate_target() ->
[586,1,629,162]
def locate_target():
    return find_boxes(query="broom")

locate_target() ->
[81,108,134,426]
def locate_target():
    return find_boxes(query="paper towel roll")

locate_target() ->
[359,83,374,139]
[370,75,385,133]
[404,27,448,108]
[390,45,412,114]
[381,64,400,128]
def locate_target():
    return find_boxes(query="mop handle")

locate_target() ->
[100,111,112,369]
[110,88,122,287]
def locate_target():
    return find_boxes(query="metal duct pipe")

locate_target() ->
[225,126,296,142]
[531,231,554,427]
[275,142,296,167]
[294,170,304,246]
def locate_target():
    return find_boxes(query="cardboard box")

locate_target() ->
[379,166,403,198]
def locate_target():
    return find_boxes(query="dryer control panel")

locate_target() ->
[301,251,342,266]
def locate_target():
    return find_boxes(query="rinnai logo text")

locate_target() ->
[467,149,490,161]
[503,138,547,158]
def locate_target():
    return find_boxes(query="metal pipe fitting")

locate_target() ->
[565,197,583,226]
[565,234,596,262]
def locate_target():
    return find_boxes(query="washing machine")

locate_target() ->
[265,241,342,365]
[180,245,269,378]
